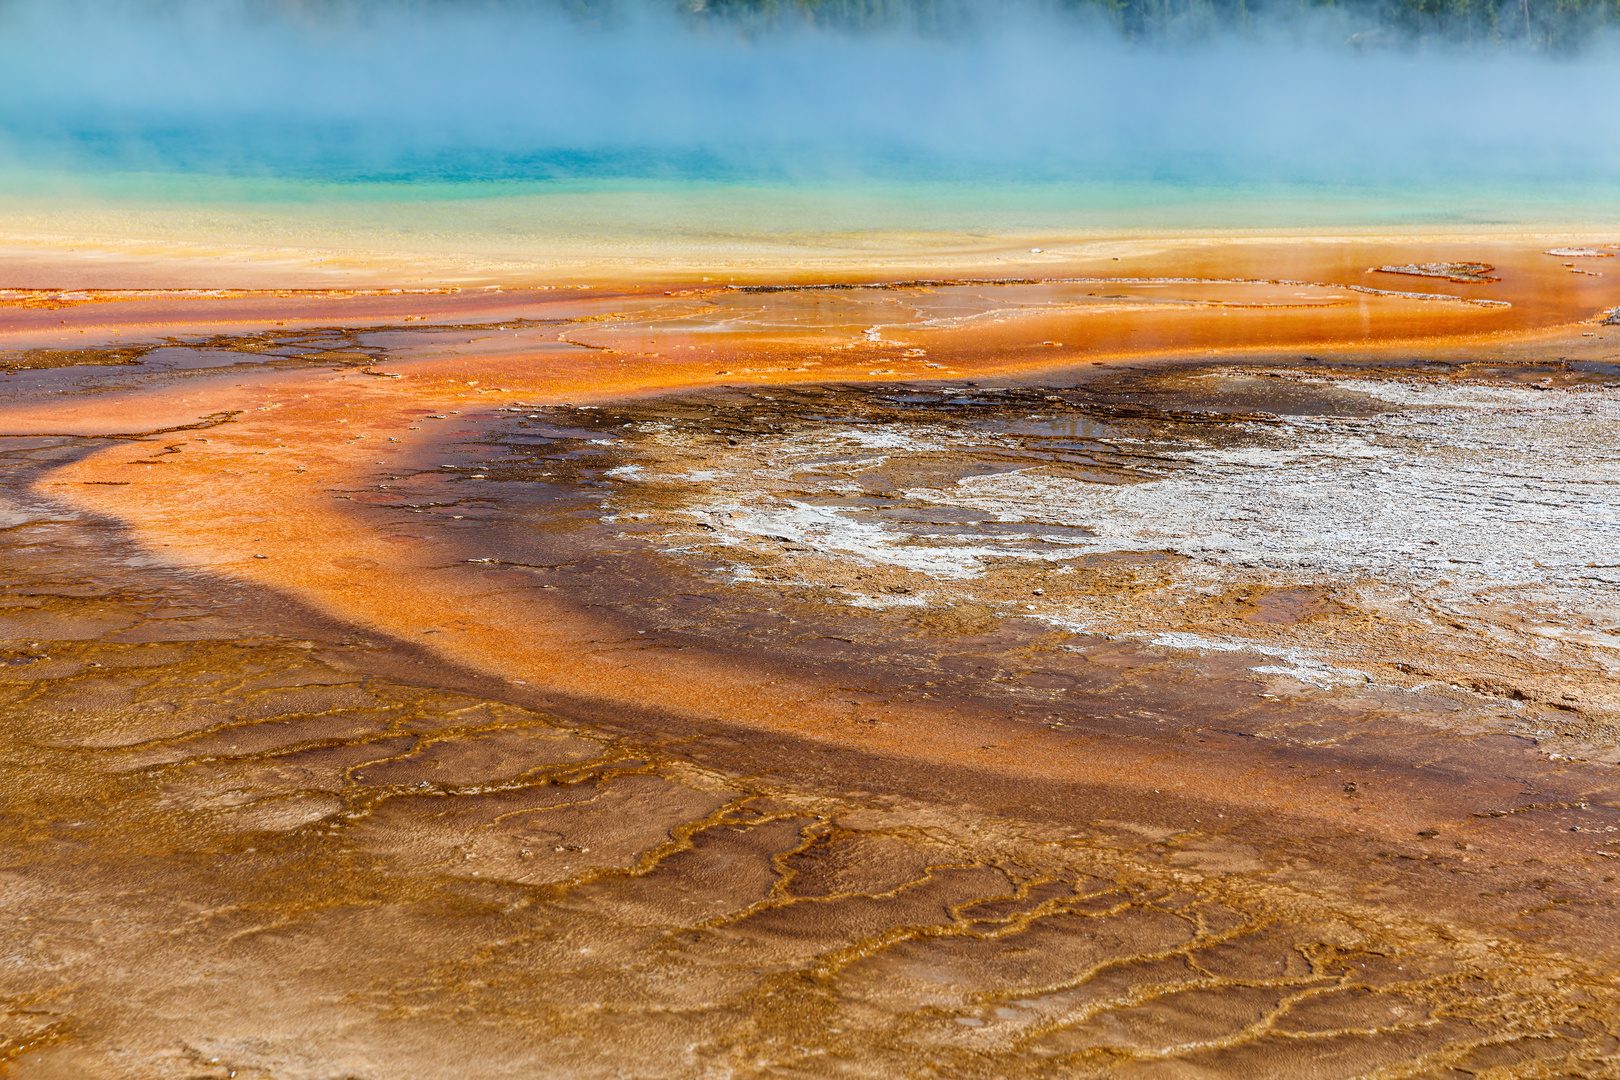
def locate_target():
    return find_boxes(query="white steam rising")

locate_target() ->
[0,0,1617,185]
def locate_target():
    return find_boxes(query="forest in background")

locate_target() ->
[693,0,1620,49]
[7,0,1616,50]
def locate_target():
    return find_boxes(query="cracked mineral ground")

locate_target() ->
[3,247,1620,1078]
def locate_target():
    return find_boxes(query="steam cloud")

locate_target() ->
[0,0,1617,189]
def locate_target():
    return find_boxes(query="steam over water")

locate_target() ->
[0,0,1618,225]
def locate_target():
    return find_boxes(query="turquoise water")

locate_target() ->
[3,5,1618,246]
[2,169,1616,258]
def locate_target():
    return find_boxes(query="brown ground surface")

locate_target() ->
[2,237,1619,1078]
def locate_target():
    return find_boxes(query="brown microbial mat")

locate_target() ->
[2,240,1620,1078]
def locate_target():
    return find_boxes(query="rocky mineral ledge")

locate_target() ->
[1,237,1618,1078]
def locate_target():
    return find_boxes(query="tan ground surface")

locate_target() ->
[2,234,1618,1077]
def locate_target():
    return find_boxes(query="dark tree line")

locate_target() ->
[137,0,1620,49]
[693,0,1620,48]
[1111,0,1619,47]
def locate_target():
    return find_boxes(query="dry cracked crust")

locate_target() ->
[4,567,1619,1077]
[4,354,1620,1078]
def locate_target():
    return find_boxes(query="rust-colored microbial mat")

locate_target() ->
[2,237,1620,1078]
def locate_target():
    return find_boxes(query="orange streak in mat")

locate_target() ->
[6,236,1617,847]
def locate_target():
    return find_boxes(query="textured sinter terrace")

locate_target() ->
[2,237,1619,1078]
